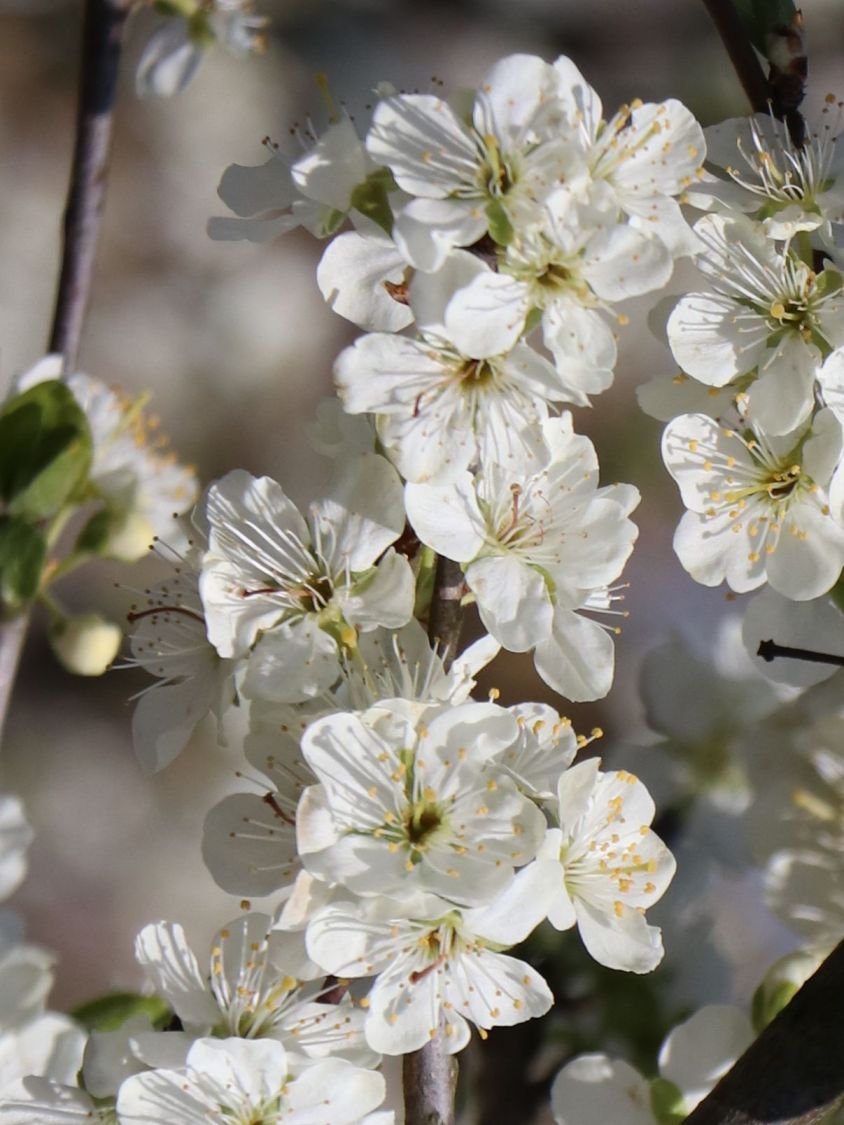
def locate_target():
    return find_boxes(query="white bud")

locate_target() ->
[50,614,122,677]
[101,511,156,563]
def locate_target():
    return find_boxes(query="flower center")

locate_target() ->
[404,797,447,855]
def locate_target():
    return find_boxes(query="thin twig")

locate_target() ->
[402,554,466,1125]
[684,940,844,1124]
[701,0,771,113]
[0,0,130,745]
[49,0,132,370]
[758,639,844,668]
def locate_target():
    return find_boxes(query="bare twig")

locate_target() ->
[0,0,130,745]
[49,0,132,370]
[758,639,844,668]
[701,0,771,113]
[402,554,466,1125]
[684,939,844,1124]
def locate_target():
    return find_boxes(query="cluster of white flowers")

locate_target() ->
[0,52,701,1121]
[13,46,844,1125]
[639,104,844,605]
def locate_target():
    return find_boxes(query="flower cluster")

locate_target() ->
[640,105,844,604]
[1,48,716,1121]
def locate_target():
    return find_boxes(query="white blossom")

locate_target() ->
[127,556,238,772]
[134,914,372,1066]
[209,118,374,243]
[366,54,574,270]
[666,214,844,434]
[116,1037,386,1124]
[662,409,844,599]
[306,865,556,1055]
[405,415,639,700]
[691,111,844,240]
[537,759,675,972]
[199,456,413,688]
[296,700,545,907]
[334,253,569,484]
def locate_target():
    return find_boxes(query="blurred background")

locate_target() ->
[2,0,843,1118]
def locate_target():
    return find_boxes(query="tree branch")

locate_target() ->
[402,554,466,1125]
[0,0,130,746]
[48,0,132,371]
[701,0,771,114]
[684,939,844,1124]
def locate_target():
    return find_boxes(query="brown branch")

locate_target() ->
[0,0,130,746]
[701,0,771,114]
[48,0,132,371]
[402,554,466,1125]
[426,554,465,671]
[684,939,844,1124]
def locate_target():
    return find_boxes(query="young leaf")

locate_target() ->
[0,516,47,611]
[0,380,92,520]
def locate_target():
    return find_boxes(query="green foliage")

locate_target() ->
[71,992,172,1033]
[350,168,397,236]
[732,0,799,55]
[75,508,117,556]
[0,516,46,612]
[0,380,92,522]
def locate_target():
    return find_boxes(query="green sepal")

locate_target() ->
[413,546,437,620]
[74,508,116,556]
[524,306,543,334]
[751,978,797,1032]
[650,1076,687,1125]
[71,992,172,1033]
[0,516,47,613]
[486,199,514,246]
[350,168,398,236]
[732,0,799,56]
[187,9,215,47]
[153,0,199,16]
[0,380,92,521]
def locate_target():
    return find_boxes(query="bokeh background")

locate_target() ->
[2,0,844,1118]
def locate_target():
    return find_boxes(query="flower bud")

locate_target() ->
[50,614,122,677]
[751,945,830,1031]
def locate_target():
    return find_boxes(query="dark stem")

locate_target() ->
[758,639,844,668]
[684,939,844,1124]
[402,554,466,1125]
[48,0,132,370]
[426,555,465,671]
[701,0,771,113]
[0,0,129,746]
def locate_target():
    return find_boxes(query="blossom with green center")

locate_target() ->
[296,700,546,907]
[662,408,844,599]
[405,414,639,701]
[692,110,844,240]
[666,213,844,434]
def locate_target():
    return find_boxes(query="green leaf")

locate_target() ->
[0,380,92,521]
[350,168,397,236]
[650,1077,687,1125]
[0,516,47,612]
[74,509,115,556]
[70,992,172,1033]
[486,199,514,247]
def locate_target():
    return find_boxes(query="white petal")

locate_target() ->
[658,1005,753,1109]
